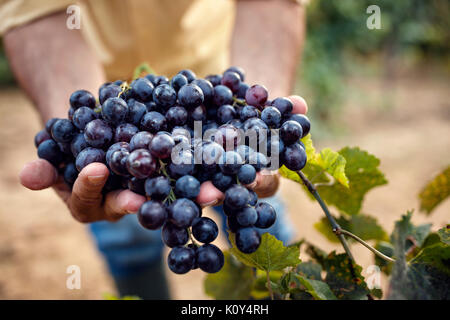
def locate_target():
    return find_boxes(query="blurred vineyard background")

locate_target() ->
[0,0,448,299]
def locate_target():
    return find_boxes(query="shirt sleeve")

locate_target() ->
[0,0,73,34]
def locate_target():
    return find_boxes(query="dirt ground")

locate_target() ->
[0,69,448,299]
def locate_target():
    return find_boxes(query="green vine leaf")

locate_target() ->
[388,212,450,300]
[419,166,450,214]
[316,147,388,215]
[314,214,388,243]
[296,261,323,280]
[204,251,254,300]
[229,233,301,272]
[438,225,450,245]
[296,276,337,300]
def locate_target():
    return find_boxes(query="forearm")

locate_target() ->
[3,11,105,123]
[231,0,305,98]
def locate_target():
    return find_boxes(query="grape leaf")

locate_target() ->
[296,276,337,300]
[388,212,450,299]
[374,241,395,275]
[229,233,301,271]
[316,147,387,215]
[438,225,450,245]
[323,252,370,300]
[204,251,254,300]
[314,214,388,243]
[314,148,349,187]
[419,166,450,214]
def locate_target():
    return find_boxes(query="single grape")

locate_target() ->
[84,119,113,148]
[154,75,170,86]
[191,79,213,102]
[245,84,268,108]
[280,120,303,145]
[99,84,121,105]
[239,105,259,122]
[63,162,78,187]
[237,164,256,185]
[126,99,147,126]
[242,117,269,145]
[174,175,200,199]
[127,177,146,195]
[75,147,105,172]
[170,74,188,92]
[225,66,245,82]
[51,119,76,143]
[129,131,153,151]
[261,106,282,128]
[161,222,189,248]
[70,133,88,157]
[168,198,200,228]
[165,106,188,127]
[70,89,96,110]
[236,82,249,99]
[102,97,129,126]
[216,104,237,124]
[221,71,241,92]
[106,141,130,165]
[224,185,250,210]
[168,150,195,178]
[152,84,177,109]
[211,172,234,192]
[271,97,293,116]
[187,104,207,125]
[288,113,311,138]
[140,111,167,133]
[138,200,167,230]
[144,74,157,85]
[248,189,258,206]
[45,118,59,134]
[192,217,218,243]
[178,83,204,108]
[177,69,196,82]
[235,227,261,253]
[167,246,195,274]
[109,149,130,176]
[255,202,276,229]
[72,107,97,130]
[149,133,175,159]
[196,244,224,273]
[126,148,158,179]
[205,74,222,86]
[114,123,139,143]
[34,129,51,148]
[219,151,243,175]
[236,206,258,227]
[281,142,307,171]
[145,176,171,200]
[213,124,241,151]
[130,77,154,102]
[37,139,64,167]
[213,85,233,106]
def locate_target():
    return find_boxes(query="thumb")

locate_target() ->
[69,163,109,220]
[19,159,58,190]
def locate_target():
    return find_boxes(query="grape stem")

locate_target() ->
[336,229,396,263]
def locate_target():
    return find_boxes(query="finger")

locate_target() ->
[196,181,224,208]
[19,159,58,190]
[252,170,280,198]
[69,162,109,222]
[288,95,308,115]
[104,189,146,221]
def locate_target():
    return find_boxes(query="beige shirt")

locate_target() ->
[0,0,236,80]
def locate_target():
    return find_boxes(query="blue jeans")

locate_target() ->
[89,193,294,277]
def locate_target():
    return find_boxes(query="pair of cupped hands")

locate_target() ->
[20,96,308,223]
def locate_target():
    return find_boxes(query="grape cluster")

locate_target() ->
[34,66,310,275]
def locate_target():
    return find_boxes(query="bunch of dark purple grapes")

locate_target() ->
[33,66,310,275]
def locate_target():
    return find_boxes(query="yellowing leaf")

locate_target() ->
[419,166,450,215]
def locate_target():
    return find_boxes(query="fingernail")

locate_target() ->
[201,200,218,208]
[246,181,257,189]
[87,175,106,186]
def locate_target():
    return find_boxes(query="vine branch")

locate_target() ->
[266,271,274,300]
